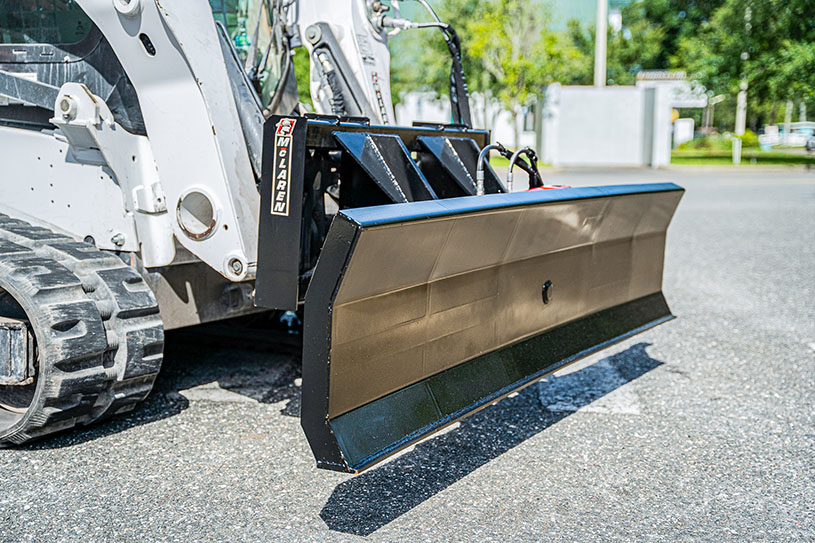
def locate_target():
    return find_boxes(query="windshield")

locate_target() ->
[0,0,92,45]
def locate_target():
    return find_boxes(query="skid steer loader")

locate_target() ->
[0,0,682,473]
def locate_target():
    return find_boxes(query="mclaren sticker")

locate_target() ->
[271,118,296,216]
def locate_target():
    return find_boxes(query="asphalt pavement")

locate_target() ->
[2,166,813,542]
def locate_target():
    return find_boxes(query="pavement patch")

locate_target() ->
[538,346,654,415]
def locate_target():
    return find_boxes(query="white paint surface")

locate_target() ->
[540,84,674,168]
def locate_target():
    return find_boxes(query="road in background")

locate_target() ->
[2,167,813,542]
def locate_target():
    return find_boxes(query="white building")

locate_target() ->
[397,71,707,168]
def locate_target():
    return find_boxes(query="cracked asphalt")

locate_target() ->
[2,167,814,542]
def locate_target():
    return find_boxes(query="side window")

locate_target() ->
[209,0,270,60]
[209,0,241,33]
[0,1,93,45]
[209,0,286,106]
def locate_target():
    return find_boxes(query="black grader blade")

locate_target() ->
[256,116,683,473]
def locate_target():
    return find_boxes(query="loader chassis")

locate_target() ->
[0,0,683,472]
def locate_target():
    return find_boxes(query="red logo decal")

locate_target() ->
[275,118,296,136]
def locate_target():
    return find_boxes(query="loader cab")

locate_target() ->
[0,0,286,135]
[0,0,285,180]
[0,1,145,134]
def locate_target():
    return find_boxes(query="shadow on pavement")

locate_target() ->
[320,342,662,536]
[21,315,304,450]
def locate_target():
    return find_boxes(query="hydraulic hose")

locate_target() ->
[475,142,508,195]
[267,41,292,116]
[507,147,543,192]
[412,1,471,126]
[386,2,472,128]
[266,0,293,116]
[442,24,472,127]
[316,50,347,117]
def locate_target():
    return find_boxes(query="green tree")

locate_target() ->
[621,0,724,67]
[772,40,815,104]
[467,1,585,102]
[390,0,589,138]
[676,0,815,129]
[606,15,665,84]
[565,0,725,85]
[291,48,314,109]
[566,0,725,85]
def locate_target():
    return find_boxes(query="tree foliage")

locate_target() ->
[389,0,815,130]
[676,0,815,102]
[621,0,723,67]
[390,0,587,112]
[606,15,665,84]
[465,0,585,108]
[568,0,723,85]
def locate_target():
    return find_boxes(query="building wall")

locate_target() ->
[396,83,675,169]
[541,84,673,168]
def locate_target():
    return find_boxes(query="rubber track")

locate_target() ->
[0,213,164,445]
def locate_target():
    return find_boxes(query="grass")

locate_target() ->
[671,149,815,166]
[485,156,554,168]
[484,148,814,168]
[486,156,510,167]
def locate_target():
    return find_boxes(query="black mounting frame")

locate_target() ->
[255,116,502,310]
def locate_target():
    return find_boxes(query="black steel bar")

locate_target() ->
[306,118,490,151]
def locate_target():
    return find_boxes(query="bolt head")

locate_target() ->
[59,96,77,119]
[305,25,322,45]
[230,258,244,275]
[113,0,142,17]
[111,233,126,247]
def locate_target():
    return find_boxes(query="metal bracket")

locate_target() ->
[417,135,505,198]
[255,116,308,310]
[0,317,34,386]
[307,23,378,120]
[49,83,175,267]
[333,131,437,207]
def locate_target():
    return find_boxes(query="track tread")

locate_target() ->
[0,214,164,445]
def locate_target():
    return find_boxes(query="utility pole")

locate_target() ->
[733,6,751,165]
[800,101,807,122]
[784,100,793,145]
[733,83,747,165]
[594,0,608,87]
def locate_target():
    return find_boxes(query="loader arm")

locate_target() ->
[74,0,261,280]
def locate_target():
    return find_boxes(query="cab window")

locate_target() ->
[210,0,286,106]
[0,0,92,45]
